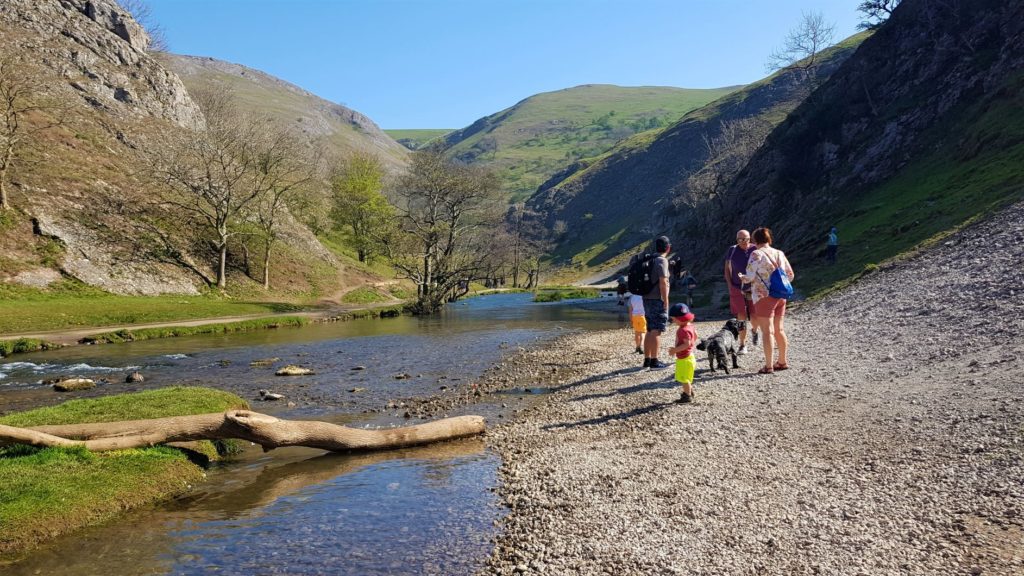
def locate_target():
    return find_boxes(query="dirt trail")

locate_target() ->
[479,200,1024,575]
[0,300,405,347]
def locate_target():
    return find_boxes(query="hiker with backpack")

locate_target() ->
[628,235,673,370]
[739,227,795,375]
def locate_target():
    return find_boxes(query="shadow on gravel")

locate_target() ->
[542,401,674,431]
[570,378,677,402]
[547,366,641,394]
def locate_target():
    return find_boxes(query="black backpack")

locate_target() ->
[627,253,658,295]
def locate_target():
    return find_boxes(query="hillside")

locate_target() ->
[161,55,409,172]
[0,0,384,298]
[525,34,868,277]
[386,129,452,150]
[693,0,1024,296]
[441,84,738,202]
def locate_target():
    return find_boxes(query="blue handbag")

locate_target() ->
[759,250,793,299]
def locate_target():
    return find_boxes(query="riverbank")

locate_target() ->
[0,387,248,558]
[481,201,1024,575]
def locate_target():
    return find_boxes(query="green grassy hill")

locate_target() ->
[385,129,452,150]
[523,34,868,281]
[441,84,739,202]
[160,55,409,170]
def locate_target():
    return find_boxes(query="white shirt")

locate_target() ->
[628,295,645,316]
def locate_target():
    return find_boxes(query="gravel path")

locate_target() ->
[479,201,1024,575]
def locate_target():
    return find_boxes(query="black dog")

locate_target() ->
[696,319,743,374]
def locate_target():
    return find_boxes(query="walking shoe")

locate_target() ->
[648,359,670,370]
[642,358,651,368]
[737,345,748,355]
[752,331,759,346]
[677,392,692,404]
[635,346,644,355]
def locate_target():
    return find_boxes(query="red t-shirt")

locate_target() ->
[675,324,697,359]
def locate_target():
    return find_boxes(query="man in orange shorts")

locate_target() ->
[723,229,757,354]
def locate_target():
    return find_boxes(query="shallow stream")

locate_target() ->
[0,293,625,575]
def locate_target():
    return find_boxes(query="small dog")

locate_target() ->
[696,319,743,374]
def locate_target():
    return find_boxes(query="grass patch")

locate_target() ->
[336,303,411,320]
[83,316,309,344]
[0,280,307,335]
[340,286,389,304]
[0,387,247,555]
[0,338,62,358]
[533,288,600,302]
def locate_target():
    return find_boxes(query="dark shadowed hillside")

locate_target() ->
[524,34,867,276]
[693,0,1024,293]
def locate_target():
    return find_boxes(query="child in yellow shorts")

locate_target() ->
[667,303,697,403]
[628,294,646,354]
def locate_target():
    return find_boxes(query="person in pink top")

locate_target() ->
[667,303,697,404]
[739,227,795,374]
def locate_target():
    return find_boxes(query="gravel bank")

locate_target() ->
[480,201,1024,575]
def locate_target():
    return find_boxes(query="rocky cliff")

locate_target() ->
[0,0,393,296]
[695,0,1024,284]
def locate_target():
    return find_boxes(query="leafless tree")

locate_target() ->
[249,121,320,289]
[857,0,901,30]
[766,11,837,93]
[116,0,169,52]
[386,149,502,313]
[675,117,774,229]
[0,52,65,211]
[153,90,267,289]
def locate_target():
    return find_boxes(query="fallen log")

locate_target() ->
[0,410,485,453]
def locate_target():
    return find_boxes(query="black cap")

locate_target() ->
[655,236,670,253]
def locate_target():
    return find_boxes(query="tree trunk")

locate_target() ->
[263,242,272,289]
[218,244,228,289]
[0,410,485,453]
[0,143,12,210]
[358,249,366,263]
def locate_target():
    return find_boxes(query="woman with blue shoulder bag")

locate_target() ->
[739,227,795,375]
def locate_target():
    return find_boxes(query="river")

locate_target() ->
[0,293,624,575]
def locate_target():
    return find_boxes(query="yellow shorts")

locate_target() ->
[675,355,696,385]
[630,314,647,334]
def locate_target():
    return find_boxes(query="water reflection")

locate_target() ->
[5,440,499,576]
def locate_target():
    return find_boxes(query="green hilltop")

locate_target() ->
[440,84,739,202]
[385,129,453,150]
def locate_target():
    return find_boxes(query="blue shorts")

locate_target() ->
[643,298,667,332]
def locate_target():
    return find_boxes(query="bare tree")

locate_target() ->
[154,91,266,289]
[676,117,774,229]
[116,0,169,52]
[250,121,320,289]
[386,150,501,313]
[857,0,901,30]
[766,11,837,93]
[0,53,64,211]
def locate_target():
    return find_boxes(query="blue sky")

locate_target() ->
[149,0,864,129]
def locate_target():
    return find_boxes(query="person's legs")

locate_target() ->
[774,301,788,367]
[675,355,695,402]
[754,298,777,371]
[644,329,661,358]
[729,288,748,347]
[745,296,758,346]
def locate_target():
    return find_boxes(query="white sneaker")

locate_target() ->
[737,345,748,355]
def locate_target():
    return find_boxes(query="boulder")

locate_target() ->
[258,389,284,401]
[53,378,95,392]
[275,365,314,376]
[125,371,144,383]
